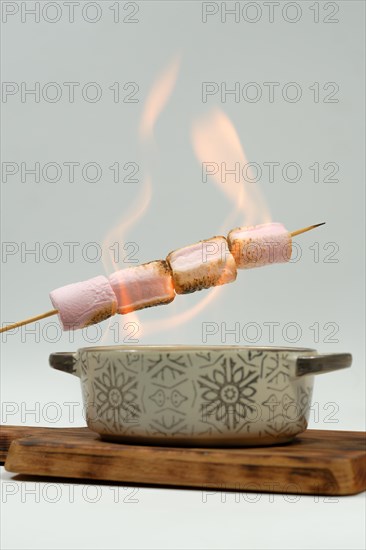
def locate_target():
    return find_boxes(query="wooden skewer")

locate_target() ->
[290,222,325,238]
[0,222,325,334]
[0,309,58,333]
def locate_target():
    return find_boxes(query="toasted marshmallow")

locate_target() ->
[109,260,175,314]
[166,236,237,294]
[227,223,292,269]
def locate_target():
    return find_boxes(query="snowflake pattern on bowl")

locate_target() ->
[79,349,313,444]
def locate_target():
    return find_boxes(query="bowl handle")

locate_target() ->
[296,353,352,377]
[49,352,79,377]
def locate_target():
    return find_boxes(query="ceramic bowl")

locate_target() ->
[50,346,351,446]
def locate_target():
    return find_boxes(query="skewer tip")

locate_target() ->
[290,222,325,238]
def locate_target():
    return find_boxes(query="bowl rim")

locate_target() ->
[76,345,317,353]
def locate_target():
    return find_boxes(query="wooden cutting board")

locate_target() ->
[0,426,89,463]
[2,426,366,495]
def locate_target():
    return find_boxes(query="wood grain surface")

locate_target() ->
[0,425,89,463]
[2,427,365,495]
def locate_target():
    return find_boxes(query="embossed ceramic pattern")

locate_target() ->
[49,346,352,446]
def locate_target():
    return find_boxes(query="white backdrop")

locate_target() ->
[1,2,365,549]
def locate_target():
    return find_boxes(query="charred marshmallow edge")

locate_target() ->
[227,223,292,269]
[166,236,237,294]
[109,260,175,314]
[50,275,117,331]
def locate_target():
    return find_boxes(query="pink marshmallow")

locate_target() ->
[227,223,292,269]
[109,260,175,314]
[50,275,117,330]
[166,236,237,294]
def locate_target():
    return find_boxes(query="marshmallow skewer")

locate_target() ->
[0,222,325,334]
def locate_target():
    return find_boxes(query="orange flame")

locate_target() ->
[102,65,271,342]
[139,285,223,338]
[140,110,271,337]
[192,108,271,232]
[100,176,151,341]
[102,176,152,274]
[139,55,181,140]
[103,54,180,275]
[101,56,180,341]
